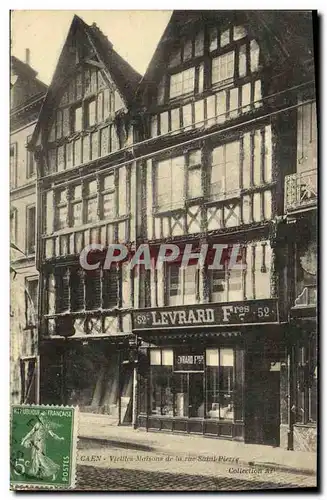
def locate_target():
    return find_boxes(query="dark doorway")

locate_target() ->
[188,372,204,418]
[245,349,280,446]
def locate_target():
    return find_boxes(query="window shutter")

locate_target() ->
[102,268,119,308]
[55,269,70,313]
[85,268,101,310]
[70,268,85,311]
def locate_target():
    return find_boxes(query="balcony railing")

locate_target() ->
[284,169,317,213]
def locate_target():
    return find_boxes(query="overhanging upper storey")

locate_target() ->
[29,15,141,180]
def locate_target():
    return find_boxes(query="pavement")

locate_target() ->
[74,413,318,491]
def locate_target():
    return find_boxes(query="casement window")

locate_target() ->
[101,174,116,220]
[206,348,234,420]
[187,149,202,199]
[26,205,36,255]
[156,156,184,212]
[85,180,98,224]
[242,128,272,189]
[10,143,17,189]
[210,141,240,199]
[71,185,83,227]
[55,190,67,231]
[170,68,195,99]
[209,242,272,302]
[26,136,36,178]
[25,277,38,327]
[212,51,235,85]
[10,207,17,245]
[71,104,83,133]
[167,264,198,306]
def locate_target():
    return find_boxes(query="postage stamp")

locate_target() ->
[10,405,78,490]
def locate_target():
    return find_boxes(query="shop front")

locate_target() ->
[133,299,284,445]
[40,337,135,424]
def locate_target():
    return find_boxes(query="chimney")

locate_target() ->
[25,48,30,66]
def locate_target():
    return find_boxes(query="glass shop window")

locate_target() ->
[150,349,174,416]
[206,348,234,420]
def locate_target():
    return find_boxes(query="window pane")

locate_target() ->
[170,68,195,99]
[57,206,67,230]
[233,25,247,41]
[171,156,184,205]
[160,111,169,135]
[250,40,260,72]
[264,190,272,220]
[211,269,227,302]
[206,349,219,366]
[239,45,247,78]
[220,29,230,47]
[171,108,180,132]
[103,174,114,191]
[242,83,251,113]
[72,202,83,227]
[88,180,97,195]
[253,192,262,222]
[225,141,240,193]
[151,115,158,137]
[74,106,83,132]
[220,349,234,366]
[188,167,202,198]
[254,243,271,299]
[243,133,251,189]
[174,373,188,417]
[209,27,218,51]
[194,31,204,57]
[195,99,204,127]
[211,146,224,195]
[184,266,197,304]
[229,88,239,118]
[253,130,262,186]
[150,350,161,365]
[207,367,220,418]
[198,63,204,94]
[86,197,97,223]
[88,100,96,127]
[103,193,115,219]
[162,350,174,366]
[228,270,243,301]
[73,185,82,199]
[183,39,192,61]
[212,51,235,84]
[216,91,227,123]
[168,265,181,305]
[183,104,193,129]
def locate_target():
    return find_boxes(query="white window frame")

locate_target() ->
[170,67,195,99]
[212,51,235,85]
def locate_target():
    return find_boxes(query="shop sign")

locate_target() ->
[174,353,204,371]
[132,299,278,330]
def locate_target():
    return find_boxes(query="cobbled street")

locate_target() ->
[75,438,316,491]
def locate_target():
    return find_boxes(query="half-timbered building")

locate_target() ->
[131,11,316,448]
[30,16,141,424]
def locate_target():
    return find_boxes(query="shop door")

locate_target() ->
[245,352,280,446]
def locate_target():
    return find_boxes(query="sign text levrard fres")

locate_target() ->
[132,299,279,330]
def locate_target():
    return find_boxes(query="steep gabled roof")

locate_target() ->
[30,14,141,149]
[137,10,315,100]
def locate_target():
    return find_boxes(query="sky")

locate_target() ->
[10,10,172,84]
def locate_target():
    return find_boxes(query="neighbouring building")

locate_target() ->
[10,53,47,404]
[131,10,316,449]
[283,84,317,450]
[30,16,141,424]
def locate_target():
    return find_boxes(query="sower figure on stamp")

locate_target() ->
[21,411,64,481]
